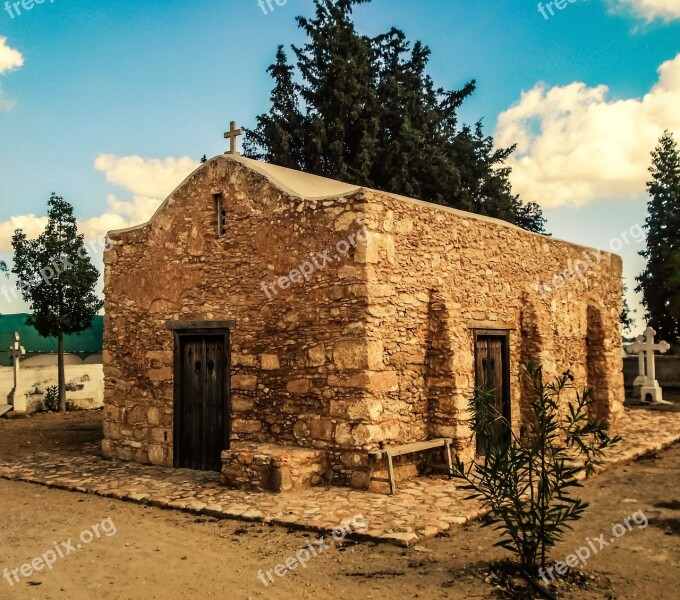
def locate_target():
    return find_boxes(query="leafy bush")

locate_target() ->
[454,361,620,578]
[43,386,73,412]
[43,386,60,412]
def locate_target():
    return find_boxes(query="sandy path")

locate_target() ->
[0,412,678,599]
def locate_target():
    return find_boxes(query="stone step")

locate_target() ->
[221,442,327,492]
[0,405,13,418]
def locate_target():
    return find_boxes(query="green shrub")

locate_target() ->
[43,386,74,412]
[43,386,60,412]
[454,361,620,577]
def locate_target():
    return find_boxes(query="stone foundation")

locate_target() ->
[220,442,327,492]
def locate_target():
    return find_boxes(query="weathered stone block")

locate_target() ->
[308,344,326,366]
[333,340,383,370]
[148,367,172,383]
[260,354,280,370]
[232,375,257,391]
[365,371,399,392]
[232,419,263,434]
[351,423,383,446]
[221,442,326,492]
[330,398,383,421]
[232,354,259,367]
[286,379,310,394]
[101,439,113,458]
[335,422,353,446]
[148,444,165,465]
[232,394,255,412]
[310,418,334,441]
[147,406,160,425]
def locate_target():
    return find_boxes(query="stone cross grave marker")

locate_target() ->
[627,326,671,403]
[7,331,26,413]
[224,121,243,155]
[632,347,646,389]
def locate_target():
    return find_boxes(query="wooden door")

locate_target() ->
[474,333,511,454]
[175,335,229,471]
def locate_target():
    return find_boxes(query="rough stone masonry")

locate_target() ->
[102,155,624,490]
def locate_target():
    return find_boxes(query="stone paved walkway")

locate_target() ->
[1,408,679,547]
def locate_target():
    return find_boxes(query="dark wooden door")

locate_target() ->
[474,333,511,455]
[175,335,229,471]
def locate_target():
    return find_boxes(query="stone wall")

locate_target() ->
[103,156,624,487]
[103,158,371,477]
[351,191,624,471]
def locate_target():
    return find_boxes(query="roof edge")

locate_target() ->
[105,155,620,261]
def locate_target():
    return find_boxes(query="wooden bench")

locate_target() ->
[366,438,454,495]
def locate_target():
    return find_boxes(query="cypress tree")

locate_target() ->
[244,0,547,234]
[636,131,680,344]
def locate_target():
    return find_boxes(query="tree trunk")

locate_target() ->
[58,333,66,412]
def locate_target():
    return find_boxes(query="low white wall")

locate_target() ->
[0,353,103,412]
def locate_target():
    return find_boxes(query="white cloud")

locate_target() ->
[0,215,49,252]
[0,87,16,111]
[94,154,199,199]
[0,37,23,112]
[610,0,680,21]
[0,154,199,252]
[495,53,680,207]
[0,36,23,74]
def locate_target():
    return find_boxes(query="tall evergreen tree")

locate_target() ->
[371,28,469,203]
[244,0,547,234]
[451,122,546,232]
[11,194,103,411]
[621,280,635,334]
[668,250,680,323]
[293,0,378,182]
[243,46,307,170]
[636,130,680,345]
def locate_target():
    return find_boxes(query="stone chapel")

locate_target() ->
[102,151,624,491]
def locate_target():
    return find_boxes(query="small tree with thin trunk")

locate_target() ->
[454,362,620,590]
[10,194,103,412]
[0,261,7,316]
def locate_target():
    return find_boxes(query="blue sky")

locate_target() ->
[1,0,680,329]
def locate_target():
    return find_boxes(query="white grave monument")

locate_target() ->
[7,331,27,413]
[626,326,671,404]
[631,347,646,390]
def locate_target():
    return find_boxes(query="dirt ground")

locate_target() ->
[0,411,678,600]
